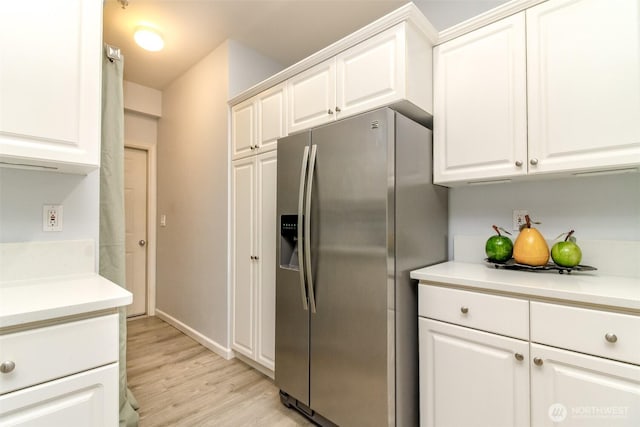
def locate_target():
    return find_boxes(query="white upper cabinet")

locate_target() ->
[257,84,287,154]
[526,0,640,175]
[288,22,433,134]
[231,99,256,160]
[336,24,406,118]
[434,0,640,185]
[433,13,527,184]
[287,59,337,133]
[232,83,286,160]
[0,0,102,174]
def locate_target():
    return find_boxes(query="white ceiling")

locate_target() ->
[102,0,507,90]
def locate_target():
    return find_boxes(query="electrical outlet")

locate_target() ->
[513,209,528,231]
[43,205,63,232]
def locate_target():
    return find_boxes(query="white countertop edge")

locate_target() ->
[0,274,133,329]
[411,261,640,312]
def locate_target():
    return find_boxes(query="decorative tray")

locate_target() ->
[484,258,597,274]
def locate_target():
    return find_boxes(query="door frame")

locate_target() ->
[124,142,157,316]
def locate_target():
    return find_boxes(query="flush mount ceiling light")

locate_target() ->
[134,27,164,52]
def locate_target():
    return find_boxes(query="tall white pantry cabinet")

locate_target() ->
[0,0,102,174]
[230,85,285,372]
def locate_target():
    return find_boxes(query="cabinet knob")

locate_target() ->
[138,239,146,247]
[530,158,539,166]
[514,353,524,361]
[328,109,334,115]
[515,160,523,167]
[460,306,469,314]
[255,256,259,261]
[0,361,15,374]
[335,106,341,113]
[533,357,544,366]
[605,333,618,343]
[250,255,255,260]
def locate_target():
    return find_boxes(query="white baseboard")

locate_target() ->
[154,309,234,360]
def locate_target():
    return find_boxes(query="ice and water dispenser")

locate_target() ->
[280,214,299,270]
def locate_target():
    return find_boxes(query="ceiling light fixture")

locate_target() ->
[134,27,164,52]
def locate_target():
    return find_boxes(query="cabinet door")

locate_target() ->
[0,364,118,427]
[419,318,530,427]
[231,157,256,358]
[256,151,277,370]
[530,343,640,427]
[287,59,336,133]
[336,25,404,119]
[231,99,256,160]
[0,0,101,174]
[433,13,527,185]
[527,0,640,174]
[256,83,286,154]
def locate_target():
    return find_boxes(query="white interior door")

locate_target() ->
[124,147,148,317]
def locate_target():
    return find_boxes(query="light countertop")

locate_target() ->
[411,261,640,312]
[0,274,132,329]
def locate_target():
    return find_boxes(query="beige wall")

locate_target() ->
[156,41,231,348]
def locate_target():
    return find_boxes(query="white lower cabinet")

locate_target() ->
[0,314,120,426]
[0,364,118,427]
[231,150,277,372]
[530,343,640,427]
[419,284,640,427]
[419,318,530,427]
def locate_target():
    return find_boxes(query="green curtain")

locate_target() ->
[100,49,140,427]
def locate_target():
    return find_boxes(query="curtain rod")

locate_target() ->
[105,44,122,62]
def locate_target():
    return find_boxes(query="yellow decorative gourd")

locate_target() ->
[513,215,549,266]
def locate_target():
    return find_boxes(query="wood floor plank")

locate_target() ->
[126,316,313,427]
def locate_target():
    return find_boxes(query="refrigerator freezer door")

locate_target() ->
[275,131,311,405]
[308,109,394,426]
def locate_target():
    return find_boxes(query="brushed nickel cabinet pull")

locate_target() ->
[0,361,15,374]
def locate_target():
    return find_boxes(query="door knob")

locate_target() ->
[138,240,146,247]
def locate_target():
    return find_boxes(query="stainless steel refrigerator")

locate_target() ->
[275,107,448,426]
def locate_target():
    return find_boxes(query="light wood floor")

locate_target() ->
[126,316,314,427]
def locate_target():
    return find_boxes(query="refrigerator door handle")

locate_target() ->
[297,145,310,311]
[305,144,318,313]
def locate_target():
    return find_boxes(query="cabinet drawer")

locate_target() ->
[531,302,640,365]
[419,285,529,340]
[0,314,119,395]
